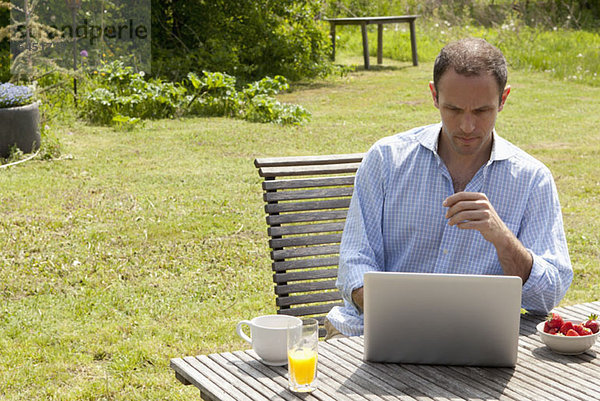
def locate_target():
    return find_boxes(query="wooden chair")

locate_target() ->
[254,153,365,337]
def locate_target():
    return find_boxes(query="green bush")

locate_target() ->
[81,62,311,126]
[81,61,186,125]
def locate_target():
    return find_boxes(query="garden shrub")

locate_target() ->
[82,61,186,125]
[81,62,311,126]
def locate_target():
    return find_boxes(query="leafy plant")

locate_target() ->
[81,61,186,126]
[186,71,243,117]
[186,71,311,125]
[82,64,311,127]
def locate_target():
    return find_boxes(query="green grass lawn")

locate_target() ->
[1,57,599,399]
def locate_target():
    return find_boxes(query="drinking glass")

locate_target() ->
[287,318,318,392]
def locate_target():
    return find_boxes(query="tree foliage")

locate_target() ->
[0,2,9,82]
[324,0,600,29]
[151,0,334,83]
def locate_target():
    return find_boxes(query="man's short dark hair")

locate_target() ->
[433,38,507,101]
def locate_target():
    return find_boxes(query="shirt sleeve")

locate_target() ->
[519,167,573,314]
[336,146,387,312]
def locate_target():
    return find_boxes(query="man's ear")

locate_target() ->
[429,81,439,109]
[498,85,510,112]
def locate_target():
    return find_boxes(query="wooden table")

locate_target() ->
[324,16,419,69]
[171,301,600,400]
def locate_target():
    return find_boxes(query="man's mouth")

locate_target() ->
[457,136,478,144]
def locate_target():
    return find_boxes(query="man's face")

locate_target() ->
[429,68,510,158]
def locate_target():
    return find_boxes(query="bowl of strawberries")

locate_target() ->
[536,313,600,355]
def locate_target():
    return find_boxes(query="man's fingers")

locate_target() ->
[445,199,490,219]
[447,210,490,226]
[443,191,488,208]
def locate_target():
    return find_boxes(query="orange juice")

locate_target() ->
[288,348,317,385]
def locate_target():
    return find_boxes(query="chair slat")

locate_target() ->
[265,199,350,214]
[266,210,347,225]
[255,153,364,168]
[269,234,342,249]
[272,257,339,272]
[271,244,340,260]
[259,163,361,178]
[274,279,338,295]
[262,176,355,191]
[274,268,339,283]
[268,222,345,237]
[264,187,353,202]
[276,291,342,307]
[276,302,345,317]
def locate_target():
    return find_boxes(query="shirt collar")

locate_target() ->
[416,122,517,163]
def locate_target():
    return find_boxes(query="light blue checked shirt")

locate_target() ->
[327,123,573,336]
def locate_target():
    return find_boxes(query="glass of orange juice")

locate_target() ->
[287,318,318,392]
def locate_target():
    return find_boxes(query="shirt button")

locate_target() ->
[443,249,449,255]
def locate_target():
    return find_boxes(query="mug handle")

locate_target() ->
[236,320,252,344]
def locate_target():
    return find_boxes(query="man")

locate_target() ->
[324,38,573,338]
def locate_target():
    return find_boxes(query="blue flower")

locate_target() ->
[0,83,34,108]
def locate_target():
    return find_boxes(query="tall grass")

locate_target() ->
[334,20,600,86]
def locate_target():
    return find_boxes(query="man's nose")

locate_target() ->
[460,113,475,134]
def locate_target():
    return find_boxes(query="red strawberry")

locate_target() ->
[543,321,552,333]
[560,321,574,335]
[546,312,564,330]
[548,327,559,335]
[583,313,599,334]
[573,324,593,336]
[566,329,579,336]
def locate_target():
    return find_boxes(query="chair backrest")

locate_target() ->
[254,153,365,337]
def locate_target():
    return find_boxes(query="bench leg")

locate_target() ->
[377,24,383,65]
[409,20,418,66]
[175,371,192,386]
[361,23,370,69]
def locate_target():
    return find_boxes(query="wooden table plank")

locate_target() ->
[170,357,234,401]
[350,336,570,401]
[427,365,519,401]
[324,341,426,401]
[180,356,243,401]
[316,350,386,400]
[319,345,418,401]
[333,338,458,401]
[209,353,289,401]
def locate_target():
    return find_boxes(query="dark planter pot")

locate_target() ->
[0,102,41,158]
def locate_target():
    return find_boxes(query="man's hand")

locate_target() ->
[443,192,510,245]
[443,191,533,282]
[352,287,364,312]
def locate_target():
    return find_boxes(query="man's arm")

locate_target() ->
[443,191,533,283]
[443,169,572,314]
[335,148,386,315]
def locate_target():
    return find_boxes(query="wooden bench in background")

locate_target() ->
[254,153,365,337]
[324,15,419,69]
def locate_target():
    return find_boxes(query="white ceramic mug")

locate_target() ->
[236,315,302,365]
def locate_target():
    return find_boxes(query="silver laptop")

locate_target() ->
[363,272,522,367]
